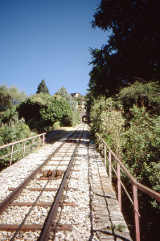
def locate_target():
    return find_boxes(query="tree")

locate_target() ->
[8,87,26,104]
[17,93,73,131]
[0,86,12,111]
[55,87,68,98]
[36,80,50,94]
[88,48,126,98]
[92,0,160,81]
[0,85,27,111]
[54,87,78,112]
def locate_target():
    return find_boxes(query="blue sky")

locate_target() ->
[0,0,109,96]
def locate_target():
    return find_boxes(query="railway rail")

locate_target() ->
[0,125,87,240]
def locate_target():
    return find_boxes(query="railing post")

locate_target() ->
[117,163,122,211]
[39,136,41,147]
[42,134,45,145]
[132,184,140,241]
[31,139,33,151]
[108,151,112,183]
[10,145,14,166]
[23,142,26,157]
[104,143,106,167]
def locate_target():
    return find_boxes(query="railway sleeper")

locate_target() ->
[8,200,76,207]
[0,223,72,232]
[8,187,78,192]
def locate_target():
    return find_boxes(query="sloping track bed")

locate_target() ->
[0,125,85,241]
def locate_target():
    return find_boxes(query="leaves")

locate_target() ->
[36,80,50,94]
[17,93,75,131]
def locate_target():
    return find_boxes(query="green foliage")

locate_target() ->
[89,81,160,240]
[118,81,160,115]
[90,96,124,155]
[92,1,160,81]
[55,87,69,98]
[90,82,160,203]
[0,121,31,145]
[17,93,75,132]
[54,87,80,125]
[7,86,27,104]
[0,106,18,126]
[88,48,126,98]
[89,1,160,100]
[0,121,33,169]
[36,80,50,94]
[55,87,79,111]
[52,121,61,129]
[0,86,12,111]
[40,97,72,126]
[0,85,27,111]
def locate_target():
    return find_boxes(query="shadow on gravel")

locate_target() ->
[45,130,90,144]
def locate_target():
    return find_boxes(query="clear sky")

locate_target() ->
[0,0,109,96]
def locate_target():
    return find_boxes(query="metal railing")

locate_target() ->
[0,133,46,167]
[96,134,160,241]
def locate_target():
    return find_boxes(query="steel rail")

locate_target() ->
[0,140,63,216]
[0,128,79,215]
[10,130,82,241]
[0,126,84,241]
[38,131,84,241]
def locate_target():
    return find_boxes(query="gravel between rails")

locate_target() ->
[48,129,100,241]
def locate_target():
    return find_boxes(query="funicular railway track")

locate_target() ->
[0,125,87,240]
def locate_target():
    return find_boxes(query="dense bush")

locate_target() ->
[54,87,80,126]
[0,121,32,169]
[40,96,73,126]
[0,121,31,145]
[90,96,124,155]
[90,82,160,200]
[89,81,160,240]
[17,93,77,132]
[117,81,160,116]
[0,106,18,126]
[0,85,26,111]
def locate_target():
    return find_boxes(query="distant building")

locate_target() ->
[71,93,81,98]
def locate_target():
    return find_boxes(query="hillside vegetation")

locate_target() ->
[88,81,160,240]
[87,2,160,240]
[0,83,80,169]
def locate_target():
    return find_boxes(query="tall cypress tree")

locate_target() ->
[36,80,50,94]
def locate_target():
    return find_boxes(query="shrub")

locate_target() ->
[0,121,32,169]
[0,121,31,144]
[0,106,18,126]
[17,93,74,132]
[90,96,124,155]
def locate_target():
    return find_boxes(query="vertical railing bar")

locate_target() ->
[96,134,160,241]
[108,151,112,183]
[31,138,34,151]
[104,144,106,168]
[23,142,26,157]
[133,184,140,241]
[42,134,45,145]
[10,145,14,166]
[0,133,46,168]
[117,162,122,211]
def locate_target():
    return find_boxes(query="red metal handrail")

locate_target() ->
[0,133,46,166]
[96,134,160,241]
[0,133,46,150]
